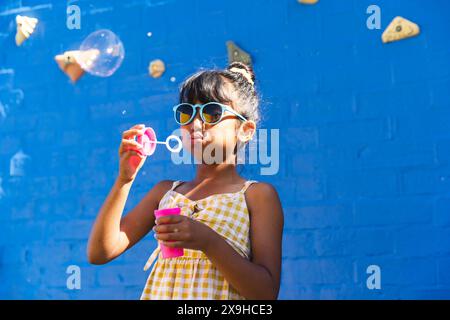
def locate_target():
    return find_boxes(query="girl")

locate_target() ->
[87,62,284,300]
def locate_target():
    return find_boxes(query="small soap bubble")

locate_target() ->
[170,76,176,82]
[122,110,127,115]
[147,32,152,37]
[78,29,125,77]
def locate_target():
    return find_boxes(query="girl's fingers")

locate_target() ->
[120,140,145,156]
[122,139,143,149]
[153,222,183,234]
[119,146,141,157]
[122,128,145,140]
[161,241,184,248]
[156,215,184,225]
[155,231,185,241]
[121,148,145,159]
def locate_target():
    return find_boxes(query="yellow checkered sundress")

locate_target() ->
[140,179,258,300]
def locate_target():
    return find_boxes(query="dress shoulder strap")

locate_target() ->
[239,180,258,194]
[170,180,184,191]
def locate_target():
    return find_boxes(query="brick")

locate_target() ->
[318,118,392,147]
[358,141,435,169]
[285,126,319,151]
[282,258,353,285]
[282,231,315,258]
[284,202,353,230]
[402,168,450,195]
[430,78,450,109]
[351,228,394,256]
[435,140,450,165]
[293,92,356,124]
[278,285,319,300]
[394,226,446,257]
[434,197,450,226]
[326,169,399,199]
[394,111,450,141]
[97,265,147,287]
[354,196,433,226]
[438,258,450,285]
[49,220,92,241]
[0,69,14,89]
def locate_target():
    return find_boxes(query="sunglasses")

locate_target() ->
[173,102,247,125]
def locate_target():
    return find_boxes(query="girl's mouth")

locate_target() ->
[191,132,204,141]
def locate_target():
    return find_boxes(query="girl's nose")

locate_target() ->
[191,112,203,129]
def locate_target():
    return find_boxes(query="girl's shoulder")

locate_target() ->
[154,179,177,190]
[244,181,282,216]
[244,181,278,199]
[151,179,177,200]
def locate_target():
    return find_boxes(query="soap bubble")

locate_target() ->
[77,29,125,77]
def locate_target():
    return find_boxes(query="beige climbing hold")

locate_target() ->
[15,15,38,46]
[54,49,99,83]
[382,16,420,43]
[149,59,165,78]
[298,0,319,4]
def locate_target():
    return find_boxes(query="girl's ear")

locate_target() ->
[237,120,256,143]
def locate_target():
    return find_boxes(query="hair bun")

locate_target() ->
[227,62,255,86]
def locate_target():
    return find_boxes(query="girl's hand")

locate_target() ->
[118,124,147,183]
[153,215,217,252]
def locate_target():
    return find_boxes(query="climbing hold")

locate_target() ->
[382,16,420,43]
[226,41,252,66]
[149,59,165,78]
[298,0,319,4]
[15,15,38,46]
[10,150,31,177]
[54,49,99,83]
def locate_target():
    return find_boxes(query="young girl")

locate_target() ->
[87,62,284,300]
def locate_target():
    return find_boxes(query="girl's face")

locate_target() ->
[180,99,248,164]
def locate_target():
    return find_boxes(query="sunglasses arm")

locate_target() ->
[225,106,247,122]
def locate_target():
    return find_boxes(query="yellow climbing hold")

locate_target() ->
[382,16,420,43]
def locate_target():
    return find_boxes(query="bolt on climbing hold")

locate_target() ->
[382,16,420,43]
[226,41,252,66]
[54,49,100,83]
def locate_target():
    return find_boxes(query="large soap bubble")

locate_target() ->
[77,29,125,77]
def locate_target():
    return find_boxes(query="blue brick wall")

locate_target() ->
[1,0,450,299]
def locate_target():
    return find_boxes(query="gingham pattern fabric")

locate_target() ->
[140,179,258,300]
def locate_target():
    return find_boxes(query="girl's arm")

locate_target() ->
[87,178,173,264]
[204,182,284,300]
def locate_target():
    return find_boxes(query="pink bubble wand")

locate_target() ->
[135,127,182,156]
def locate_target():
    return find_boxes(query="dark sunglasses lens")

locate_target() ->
[202,103,223,123]
[175,104,194,124]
